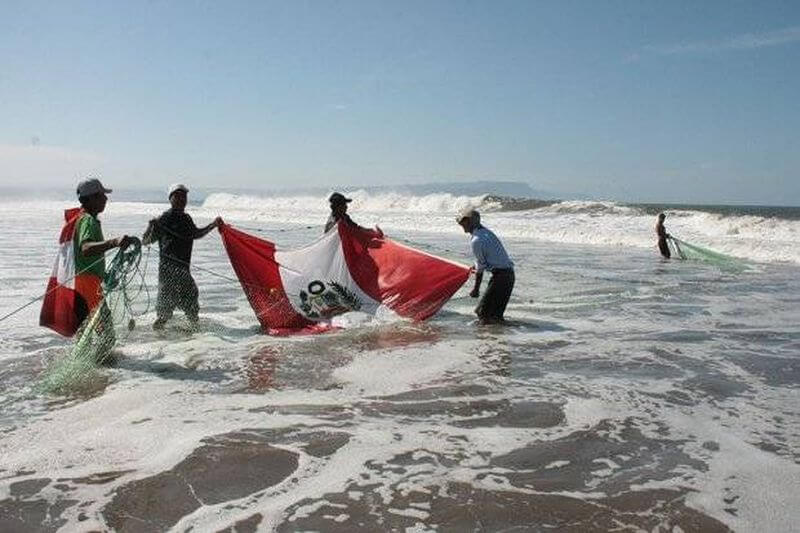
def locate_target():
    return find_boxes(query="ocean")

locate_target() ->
[1,188,799,532]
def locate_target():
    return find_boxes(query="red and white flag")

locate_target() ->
[219,222,470,335]
[40,208,91,336]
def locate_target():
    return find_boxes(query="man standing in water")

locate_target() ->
[75,178,133,362]
[457,208,515,324]
[656,212,671,258]
[324,192,383,237]
[143,183,222,330]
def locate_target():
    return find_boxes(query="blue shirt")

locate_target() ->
[470,226,513,273]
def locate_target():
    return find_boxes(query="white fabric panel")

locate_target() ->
[53,241,76,289]
[275,229,379,320]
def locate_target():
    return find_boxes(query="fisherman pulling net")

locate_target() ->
[655,212,743,268]
[38,236,147,393]
[38,181,151,394]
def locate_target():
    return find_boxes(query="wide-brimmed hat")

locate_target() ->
[76,178,112,198]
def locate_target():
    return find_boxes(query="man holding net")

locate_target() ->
[74,178,134,363]
[656,213,671,258]
[143,183,222,330]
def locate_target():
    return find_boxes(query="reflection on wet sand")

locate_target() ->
[244,345,280,391]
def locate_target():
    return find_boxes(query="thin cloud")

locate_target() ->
[0,143,104,185]
[640,26,800,58]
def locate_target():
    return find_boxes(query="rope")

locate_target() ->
[235,223,316,234]
[150,217,315,238]
[147,246,255,287]
[104,237,152,327]
[0,254,108,324]
[0,223,466,327]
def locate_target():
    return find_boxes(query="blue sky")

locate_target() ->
[1,1,799,204]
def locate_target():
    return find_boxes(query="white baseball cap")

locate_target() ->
[168,183,189,197]
[456,206,479,223]
[76,178,112,197]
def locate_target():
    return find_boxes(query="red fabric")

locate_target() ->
[220,222,470,334]
[39,208,89,337]
[219,224,321,335]
[39,279,88,337]
[338,223,470,321]
[60,208,82,243]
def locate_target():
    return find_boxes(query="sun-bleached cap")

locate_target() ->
[76,178,112,197]
[168,183,189,197]
[456,206,480,223]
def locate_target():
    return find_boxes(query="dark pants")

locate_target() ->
[476,268,515,323]
[156,267,199,322]
[658,238,671,258]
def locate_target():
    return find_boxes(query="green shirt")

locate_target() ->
[74,212,105,279]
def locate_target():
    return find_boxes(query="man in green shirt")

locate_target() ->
[74,178,132,363]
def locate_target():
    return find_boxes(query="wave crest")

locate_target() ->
[193,192,800,264]
[203,190,499,215]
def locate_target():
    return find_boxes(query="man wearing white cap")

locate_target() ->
[143,183,223,330]
[456,207,515,324]
[74,178,133,361]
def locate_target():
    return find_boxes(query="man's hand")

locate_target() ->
[142,219,157,245]
[469,288,480,298]
[116,235,132,250]
[374,225,384,238]
[214,216,224,227]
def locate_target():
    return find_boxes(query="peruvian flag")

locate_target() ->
[219,222,470,335]
[39,208,90,336]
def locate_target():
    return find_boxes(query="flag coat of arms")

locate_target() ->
[219,222,470,334]
[39,208,102,336]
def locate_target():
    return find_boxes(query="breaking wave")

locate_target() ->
[196,191,800,264]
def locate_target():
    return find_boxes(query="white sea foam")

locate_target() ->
[6,194,797,265]
[202,189,494,215]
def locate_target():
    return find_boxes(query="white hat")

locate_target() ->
[456,207,480,223]
[76,178,112,197]
[168,183,189,197]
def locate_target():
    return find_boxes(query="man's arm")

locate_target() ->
[81,236,130,256]
[142,219,158,245]
[469,238,486,298]
[470,270,483,298]
[346,216,383,238]
[193,217,223,239]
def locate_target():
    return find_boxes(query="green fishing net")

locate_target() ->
[669,237,744,269]
[38,238,149,394]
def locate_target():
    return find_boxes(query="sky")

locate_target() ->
[1,1,799,205]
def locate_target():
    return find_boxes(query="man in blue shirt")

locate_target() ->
[457,208,515,324]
